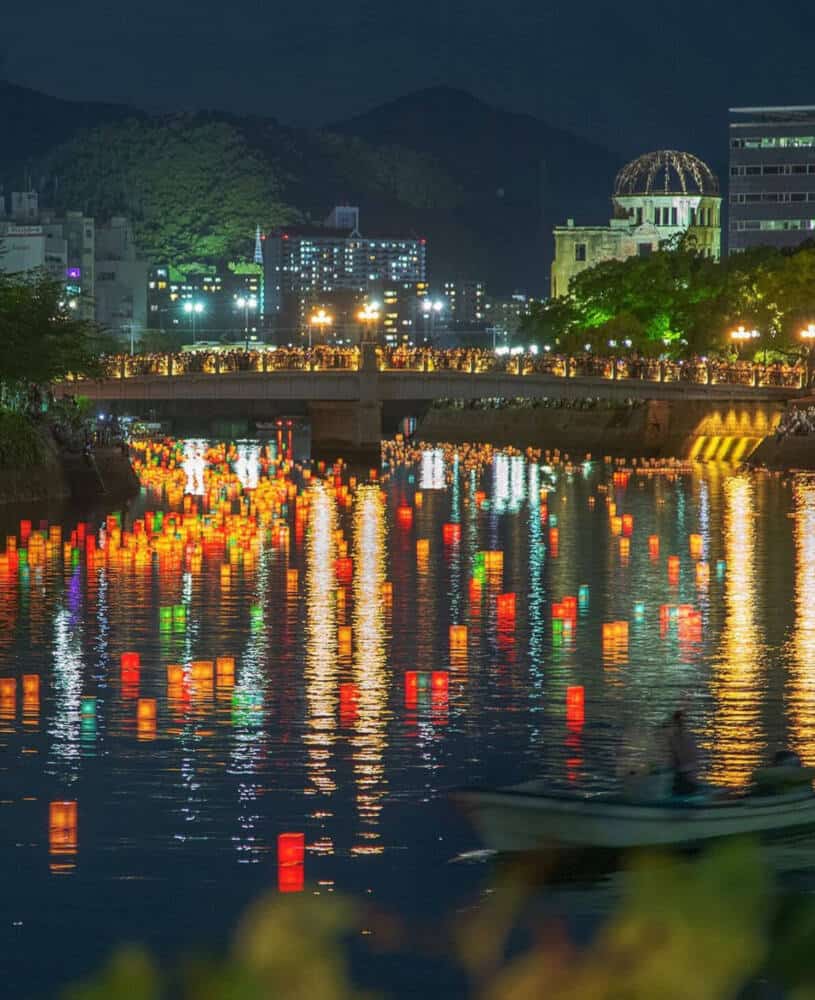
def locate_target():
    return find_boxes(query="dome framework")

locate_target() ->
[613,150,719,198]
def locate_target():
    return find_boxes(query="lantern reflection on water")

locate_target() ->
[49,801,78,863]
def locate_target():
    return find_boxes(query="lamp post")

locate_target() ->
[421,298,444,343]
[308,308,332,349]
[356,302,381,344]
[729,324,759,357]
[801,323,815,389]
[235,294,258,351]
[183,300,205,345]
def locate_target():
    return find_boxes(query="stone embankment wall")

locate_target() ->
[0,436,139,506]
[416,399,787,460]
[748,435,815,470]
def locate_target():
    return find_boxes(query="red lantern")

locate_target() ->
[566,686,585,731]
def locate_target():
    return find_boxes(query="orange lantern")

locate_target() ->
[216,656,235,685]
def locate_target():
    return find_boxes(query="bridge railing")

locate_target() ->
[60,349,807,391]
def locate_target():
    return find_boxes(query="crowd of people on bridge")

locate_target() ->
[83,345,807,391]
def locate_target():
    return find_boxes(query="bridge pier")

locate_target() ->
[307,400,383,457]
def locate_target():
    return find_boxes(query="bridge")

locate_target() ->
[56,347,802,453]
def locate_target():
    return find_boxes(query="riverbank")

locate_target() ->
[748,435,815,471]
[416,398,786,461]
[0,426,139,505]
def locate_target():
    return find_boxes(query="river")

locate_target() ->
[1,436,812,995]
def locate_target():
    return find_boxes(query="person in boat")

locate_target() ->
[666,709,699,795]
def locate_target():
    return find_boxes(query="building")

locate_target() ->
[729,106,815,253]
[442,280,485,326]
[264,206,428,341]
[95,216,148,346]
[0,191,95,319]
[551,151,721,298]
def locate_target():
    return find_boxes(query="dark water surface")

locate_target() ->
[1,440,813,996]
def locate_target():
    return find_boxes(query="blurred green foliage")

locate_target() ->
[62,839,815,999]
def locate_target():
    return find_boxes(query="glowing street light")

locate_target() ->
[308,308,333,349]
[420,298,445,341]
[357,302,381,344]
[800,323,815,387]
[235,294,258,350]
[183,300,205,344]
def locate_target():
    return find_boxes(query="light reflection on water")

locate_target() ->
[0,443,812,994]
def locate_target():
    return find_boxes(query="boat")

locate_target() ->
[454,772,815,853]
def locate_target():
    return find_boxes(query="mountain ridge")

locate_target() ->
[0,80,621,294]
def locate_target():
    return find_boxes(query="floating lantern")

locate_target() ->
[566,686,585,731]
[484,551,504,573]
[137,698,157,722]
[277,832,305,893]
[335,557,353,584]
[416,538,430,560]
[166,664,184,686]
[191,660,214,683]
[689,533,703,560]
[0,677,16,701]
[22,674,39,698]
[648,535,660,559]
[442,523,461,545]
[496,592,516,622]
[619,537,630,561]
[397,506,414,527]
[562,596,578,619]
[49,801,78,855]
[414,491,423,508]
[286,568,299,593]
[339,682,359,725]
[120,652,140,690]
[622,514,634,536]
[216,656,235,685]
[549,528,559,555]
[667,555,680,583]
[449,624,468,649]
[610,515,622,536]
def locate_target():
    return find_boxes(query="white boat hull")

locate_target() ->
[455,781,815,853]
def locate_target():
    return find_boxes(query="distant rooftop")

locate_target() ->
[730,106,815,121]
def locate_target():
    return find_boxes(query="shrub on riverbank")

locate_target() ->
[0,409,45,469]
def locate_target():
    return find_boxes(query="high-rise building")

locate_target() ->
[551,151,721,298]
[728,106,815,253]
[442,280,485,326]
[95,216,148,346]
[0,191,95,319]
[264,206,427,340]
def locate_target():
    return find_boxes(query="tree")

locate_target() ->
[0,272,108,407]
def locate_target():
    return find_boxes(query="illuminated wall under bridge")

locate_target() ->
[660,402,785,461]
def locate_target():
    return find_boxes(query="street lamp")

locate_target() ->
[308,308,333,349]
[800,323,815,388]
[235,294,258,351]
[420,298,444,342]
[356,302,381,344]
[183,300,205,345]
[729,324,759,358]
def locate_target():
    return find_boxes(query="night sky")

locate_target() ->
[4,0,815,163]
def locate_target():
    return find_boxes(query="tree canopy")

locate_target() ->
[524,242,815,358]
[0,273,108,396]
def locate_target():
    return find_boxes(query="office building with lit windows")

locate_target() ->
[729,107,815,252]
[264,206,427,340]
[442,279,485,326]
